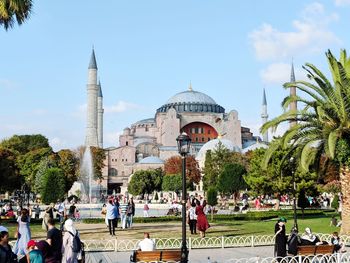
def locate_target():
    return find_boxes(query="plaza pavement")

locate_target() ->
[85,246,274,263]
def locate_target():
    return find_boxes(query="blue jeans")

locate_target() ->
[127,214,133,228]
[121,214,127,229]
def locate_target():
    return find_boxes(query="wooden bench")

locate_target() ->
[130,250,182,262]
[297,245,335,255]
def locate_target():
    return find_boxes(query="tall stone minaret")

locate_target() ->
[85,49,99,147]
[97,80,104,148]
[290,61,297,127]
[261,88,268,143]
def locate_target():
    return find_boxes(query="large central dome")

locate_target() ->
[157,87,225,114]
[166,90,217,104]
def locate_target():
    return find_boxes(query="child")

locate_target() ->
[331,232,346,253]
[26,240,43,263]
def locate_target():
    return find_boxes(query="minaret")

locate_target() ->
[290,61,297,127]
[97,80,104,148]
[85,49,99,147]
[261,88,268,143]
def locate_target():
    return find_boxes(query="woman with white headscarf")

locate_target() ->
[300,227,322,245]
[62,219,80,263]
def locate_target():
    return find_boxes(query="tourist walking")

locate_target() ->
[62,219,81,263]
[0,226,18,263]
[126,198,135,228]
[119,198,128,229]
[106,198,119,236]
[195,199,209,238]
[46,218,62,262]
[42,204,56,231]
[274,217,287,261]
[13,208,31,259]
[35,240,57,263]
[143,202,150,217]
[188,201,197,234]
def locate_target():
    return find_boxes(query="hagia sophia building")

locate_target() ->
[84,50,295,196]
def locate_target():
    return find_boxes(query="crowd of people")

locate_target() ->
[274,217,346,261]
[0,215,82,263]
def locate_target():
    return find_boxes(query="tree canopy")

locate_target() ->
[0,0,33,30]
[127,169,163,197]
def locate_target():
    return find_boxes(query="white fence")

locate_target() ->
[224,252,350,263]
[80,233,350,252]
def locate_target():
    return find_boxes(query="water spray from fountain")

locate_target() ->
[80,146,94,203]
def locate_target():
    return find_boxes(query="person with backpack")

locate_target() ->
[62,219,81,263]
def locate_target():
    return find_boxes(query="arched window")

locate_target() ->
[108,168,118,176]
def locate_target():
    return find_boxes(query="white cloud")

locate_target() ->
[104,100,141,114]
[50,137,67,151]
[249,2,340,61]
[260,63,306,85]
[335,0,350,6]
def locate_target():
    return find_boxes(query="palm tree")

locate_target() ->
[0,0,33,30]
[262,49,350,234]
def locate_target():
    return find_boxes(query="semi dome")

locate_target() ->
[139,156,165,164]
[242,142,268,154]
[196,138,241,161]
[157,88,225,114]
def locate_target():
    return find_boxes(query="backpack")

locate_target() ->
[68,231,82,253]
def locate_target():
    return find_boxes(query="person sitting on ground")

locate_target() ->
[0,226,18,263]
[300,227,322,245]
[137,232,155,251]
[26,240,44,263]
[331,232,346,253]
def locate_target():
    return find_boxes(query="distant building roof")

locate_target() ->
[196,138,240,161]
[139,156,165,164]
[242,142,268,154]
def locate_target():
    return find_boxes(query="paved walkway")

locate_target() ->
[85,246,274,263]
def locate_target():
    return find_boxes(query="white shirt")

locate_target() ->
[189,207,197,220]
[138,238,156,251]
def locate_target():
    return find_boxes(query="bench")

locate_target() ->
[130,250,182,262]
[297,245,335,255]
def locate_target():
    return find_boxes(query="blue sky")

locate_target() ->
[1,0,350,151]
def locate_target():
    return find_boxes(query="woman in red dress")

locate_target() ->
[195,199,210,238]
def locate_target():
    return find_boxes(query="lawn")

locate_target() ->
[0,211,341,241]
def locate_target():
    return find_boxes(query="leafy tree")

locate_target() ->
[0,134,50,154]
[57,149,79,192]
[164,155,201,184]
[0,0,33,30]
[90,147,105,181]
[40,168,66,204]
[203,142,232,190]
[0,148,21,191]
[261,49,350,234]
[17,147,53,185]
[162,174,182,194]
[34,157,56,193]
[128,169,163,198]
[217,163,247,203]
[206,187,218,221]
[332,194,340,210]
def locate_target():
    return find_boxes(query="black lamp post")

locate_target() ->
[289,157,298,231]
[176,132,191,263]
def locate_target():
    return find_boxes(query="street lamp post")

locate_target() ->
[176,132,191,263]
[289,157,298,231]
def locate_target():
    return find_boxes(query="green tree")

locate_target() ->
[128,169,163,198]
[261,49,350,234]
[57,149,79,192]
[217,163,247,203]
[34,157,56,193]
[0,148,21,191]
[0,134,50,154]
[203,142,232,190]
[0,0,33,30]
[40,168,66,204]
[206,187,218,221]
[90,146,105,181]
[162,174,182,194]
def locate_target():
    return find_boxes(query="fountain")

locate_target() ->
[80,146,94,203]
